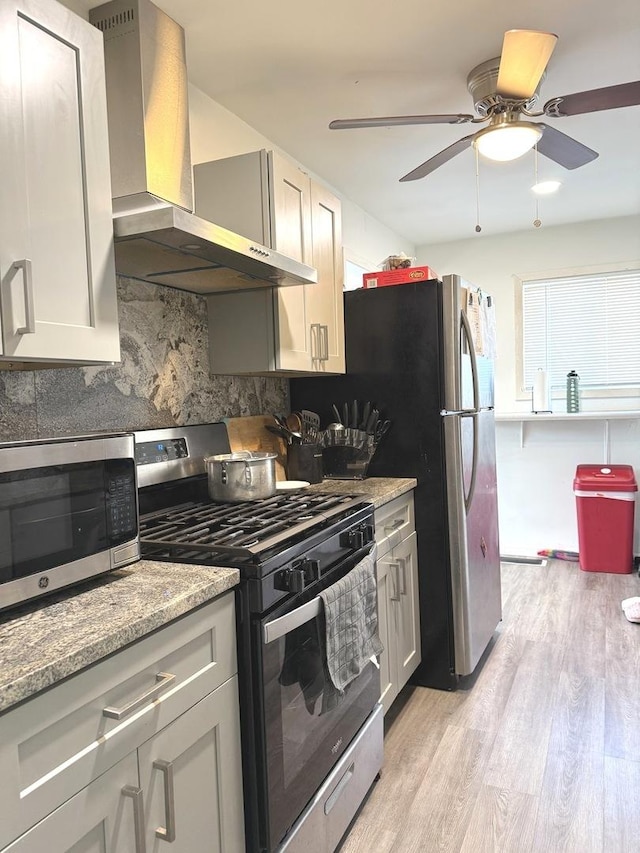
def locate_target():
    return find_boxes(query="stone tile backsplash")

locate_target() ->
[0,276,289,442]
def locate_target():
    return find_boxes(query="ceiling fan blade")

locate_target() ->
[329,114,475,130]
[496,29,558,99]
[544,80,640,116]
[536,124,598,169]
[399,134,475,182]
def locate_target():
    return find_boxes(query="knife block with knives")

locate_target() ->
[322,400,391,479]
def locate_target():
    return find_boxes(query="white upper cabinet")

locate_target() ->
[195,149,345,375]
[0,0,119,365]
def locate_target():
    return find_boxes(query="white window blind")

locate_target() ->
[522,269,640,390]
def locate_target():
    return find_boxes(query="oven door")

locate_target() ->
[257,547,381,851]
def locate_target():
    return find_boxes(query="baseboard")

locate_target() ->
[500,554,546,565]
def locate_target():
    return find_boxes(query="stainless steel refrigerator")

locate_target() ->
[291,274,502,690]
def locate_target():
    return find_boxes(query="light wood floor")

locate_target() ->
[340,559,640,852]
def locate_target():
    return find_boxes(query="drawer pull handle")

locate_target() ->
[384,518,404,532]
[154,759,177,842]
[325,762,355,815]
[122,785,147,853]
[103,672,176,720]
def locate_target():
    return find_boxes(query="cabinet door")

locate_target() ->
[269,152,312,266]
[393,532,422,688]
[271,153,314,372]
[307,182,345,374]
[376,554,398,715]
[4,752,140,852]
[0,0,119,363]
[138,677,245,853]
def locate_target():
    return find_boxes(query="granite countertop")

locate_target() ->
[307,476,417,508]
[0,561,239,715]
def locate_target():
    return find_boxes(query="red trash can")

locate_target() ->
[573,464,637,573]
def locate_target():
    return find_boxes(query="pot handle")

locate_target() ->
[245,462,252,485]
[221,461,228,484]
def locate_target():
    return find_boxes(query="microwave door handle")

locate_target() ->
[263,597,322,644]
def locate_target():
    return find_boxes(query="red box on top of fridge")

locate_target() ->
[362,266,439,288]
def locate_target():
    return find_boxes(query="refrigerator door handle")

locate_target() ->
[441,409,479,513]
[465,412,479,513]
[460,308,480,413]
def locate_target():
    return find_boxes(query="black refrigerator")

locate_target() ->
[291,274,502,690]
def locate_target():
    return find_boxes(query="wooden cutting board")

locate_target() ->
[223,415,288,480]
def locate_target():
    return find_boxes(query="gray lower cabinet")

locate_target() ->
[375,493,421,714]
[0,0,119,366]
[0,592,244,852]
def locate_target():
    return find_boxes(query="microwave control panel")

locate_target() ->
[106,460,138,541]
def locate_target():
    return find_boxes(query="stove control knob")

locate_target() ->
[340,529,364,550]
[274,568,306,593]
[363,524,374,544]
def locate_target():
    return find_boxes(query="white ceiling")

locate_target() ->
[77,0,640,245]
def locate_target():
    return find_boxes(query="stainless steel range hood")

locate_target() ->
[90,0,316,293]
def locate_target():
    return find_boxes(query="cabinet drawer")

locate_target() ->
[374,492,415,557]
[0,591,236,849]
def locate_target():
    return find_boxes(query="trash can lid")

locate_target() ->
[573,464,638,492]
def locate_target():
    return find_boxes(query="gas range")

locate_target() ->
[133,423,382,853]
[134,423,373,608]
[139,490,370,567]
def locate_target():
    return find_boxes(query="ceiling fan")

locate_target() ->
[329,29,640,182]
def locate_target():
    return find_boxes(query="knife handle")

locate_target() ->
[342,403,350,429]
[332,403,342,425]
[366,410,379,434]
[360,401,371,430]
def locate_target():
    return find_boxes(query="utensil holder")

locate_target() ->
[287,443,323,483]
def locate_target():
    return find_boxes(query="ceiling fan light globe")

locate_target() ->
[473,122,543,162]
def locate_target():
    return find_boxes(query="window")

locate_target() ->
[520,268,640,392]
[343,249,376,291]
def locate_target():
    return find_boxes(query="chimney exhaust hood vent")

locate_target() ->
[90,0,316,293]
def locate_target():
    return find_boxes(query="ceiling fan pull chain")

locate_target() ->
[533,145,541,228]
[474,147,482,233]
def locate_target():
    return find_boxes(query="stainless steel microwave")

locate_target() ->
[0,433,139,612]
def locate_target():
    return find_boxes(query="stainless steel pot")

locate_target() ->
[204,451,277,502]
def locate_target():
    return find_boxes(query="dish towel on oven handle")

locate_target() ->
[319,545,383,693]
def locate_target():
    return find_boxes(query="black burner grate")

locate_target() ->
[138,491,365,560]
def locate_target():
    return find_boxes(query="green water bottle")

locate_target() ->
[566,370,580,413]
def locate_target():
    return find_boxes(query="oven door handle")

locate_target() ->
[263,597,322,645]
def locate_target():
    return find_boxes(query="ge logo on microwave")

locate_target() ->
[38,576,50,589]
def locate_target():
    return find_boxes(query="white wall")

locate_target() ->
[416,215,640,413]
[188,86,415,269]
[417,218,640,559]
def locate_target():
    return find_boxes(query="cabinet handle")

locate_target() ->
[153,759,177,842]
[102,672,176,720]
[384,518,404,533]
[398,557,407,596]
[9,259,35,335]
[320,324,329,361]
[389,561,400,601]
[310,322,321,361]
[122,785,147,853]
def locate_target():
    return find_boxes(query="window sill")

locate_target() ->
[495,411,640,422]
[495,410,640,457]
